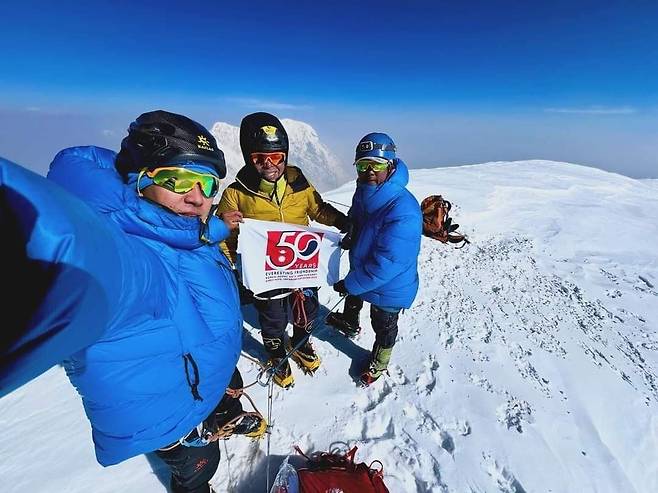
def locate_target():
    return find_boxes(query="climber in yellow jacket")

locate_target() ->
[217,112,350,388]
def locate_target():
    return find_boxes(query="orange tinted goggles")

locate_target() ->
[250,152,286,167]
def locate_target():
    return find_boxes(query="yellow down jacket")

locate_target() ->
[216,164,347,263]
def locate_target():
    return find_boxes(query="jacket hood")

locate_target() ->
[119,190,227,248]
[353,158,410,214]
[49,146,228,249]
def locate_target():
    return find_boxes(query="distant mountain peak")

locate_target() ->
[210,118,352,192]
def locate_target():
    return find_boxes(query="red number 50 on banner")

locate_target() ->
[265,231,324,271]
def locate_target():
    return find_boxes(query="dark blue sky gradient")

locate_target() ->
[1,0,657,177]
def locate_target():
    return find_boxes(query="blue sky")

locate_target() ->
[1,0,657,177]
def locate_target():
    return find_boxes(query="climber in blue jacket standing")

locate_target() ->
[1,110,264,493]
[327,133,422,386]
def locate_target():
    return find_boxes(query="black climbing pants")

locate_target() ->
[155,369,244,493]
[343,295,400,348]
[254,288,319,357]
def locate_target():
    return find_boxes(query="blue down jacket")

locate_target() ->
[343,159,422,309]
[0,147,242,466]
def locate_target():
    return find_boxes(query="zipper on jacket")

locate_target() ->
[183,353,203,401]
[235,175,288,223]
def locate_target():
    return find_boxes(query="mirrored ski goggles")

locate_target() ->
[250,152,286,167]
[355,157,390,173]
[145,167,220,198]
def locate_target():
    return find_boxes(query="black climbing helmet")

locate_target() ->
[115,110,226,179]
[239,112,289,165]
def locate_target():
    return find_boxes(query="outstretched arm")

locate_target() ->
[306,186,349,231]
[1,158,123,396]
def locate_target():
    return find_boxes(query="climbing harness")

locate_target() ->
[254,294,346,387]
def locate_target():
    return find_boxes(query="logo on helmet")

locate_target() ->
[197,135,215,151]
[260,126,279,142]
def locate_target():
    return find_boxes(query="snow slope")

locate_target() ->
[642,178,658,191]
[1,160,657,493]
[210,119,352,192]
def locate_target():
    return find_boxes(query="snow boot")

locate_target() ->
[326,297,362,338]
[326,312,361,338]
[232,413,267,439]
[213,412,267,440]
[267,357,295,389]
[360,345,393,387]
[287,339,321,374]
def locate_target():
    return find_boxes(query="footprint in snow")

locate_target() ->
[416,355,440,395]
[484,454,528,493]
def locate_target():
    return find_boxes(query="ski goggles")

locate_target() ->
[145,167,220,198]
[250,152,286,167]
[355,157,390,173]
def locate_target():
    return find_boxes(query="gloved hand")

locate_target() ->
[333,280,348,296]
[339,221,354,250]
[233,269,255,305]
[335,213,351,234]
[219,210,244,231]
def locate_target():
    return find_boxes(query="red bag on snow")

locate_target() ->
[294,445,390,493]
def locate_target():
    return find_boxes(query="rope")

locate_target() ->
[326,198,350,210]
[323,294,348,323]
[156,384,267,450]
[254,295,347,387]
[223,441,233,488]
[206,386,266,442]
[207,410,263,441]
[257,328,313,385]
[291,289,310,332]
[224,387,243,398]
[265,378,274,493]
[240,352,267,368]
[248,294,345,491]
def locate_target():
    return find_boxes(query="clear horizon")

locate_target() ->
[1,0,657,178]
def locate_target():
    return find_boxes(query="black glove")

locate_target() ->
[339,221,354,250]
[334,213,351,233]
[333,280,348,296]
[233,269,255,305]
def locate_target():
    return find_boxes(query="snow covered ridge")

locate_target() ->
[642,178,658,190]
[210,118,352,192]
[1,161,657,492]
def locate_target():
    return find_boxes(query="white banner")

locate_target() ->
[237,218,342,294]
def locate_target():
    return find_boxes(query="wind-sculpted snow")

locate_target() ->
[1,160,657,492]
[421,235,658,404]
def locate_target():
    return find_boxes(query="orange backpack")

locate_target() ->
[421,195,469,247]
